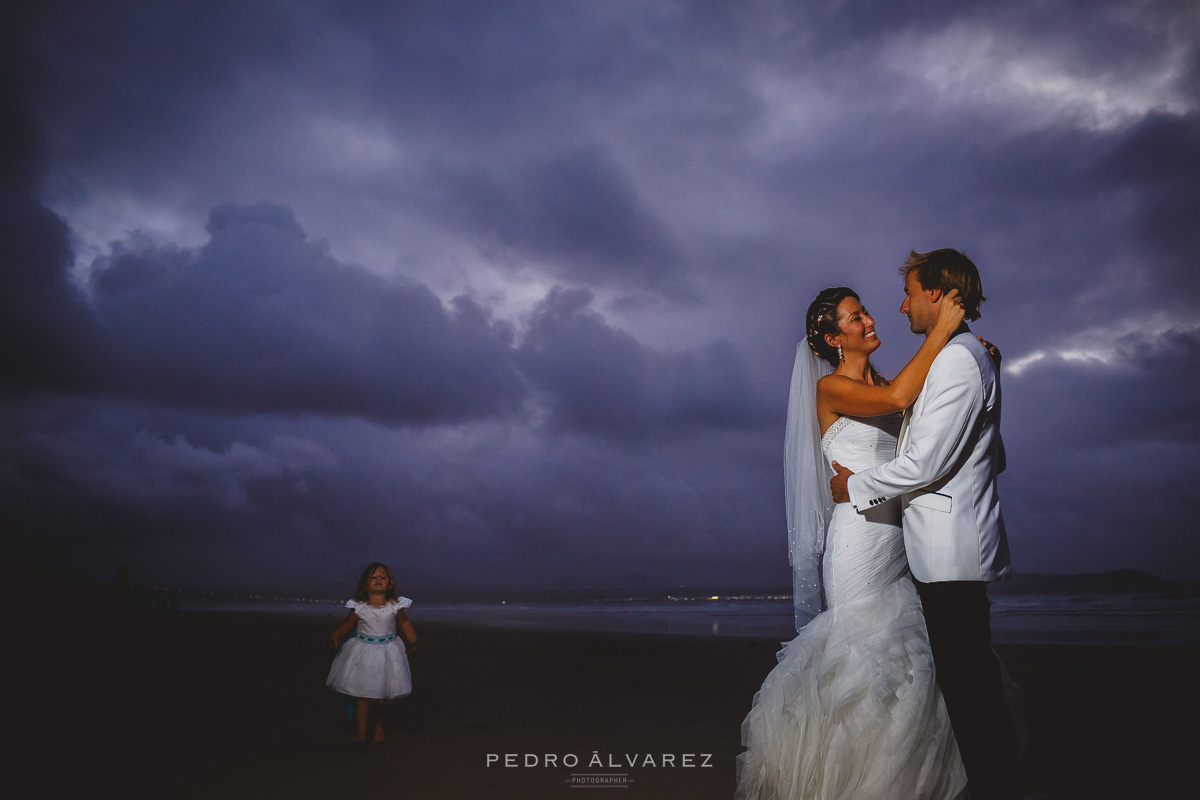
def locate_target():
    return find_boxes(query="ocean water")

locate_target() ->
[987,591,1200,645]
[181,591,1200,645]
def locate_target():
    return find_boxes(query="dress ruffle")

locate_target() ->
[345,597,412,613]
[736,578,967,800]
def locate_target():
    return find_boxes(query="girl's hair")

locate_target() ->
[804,286,887,384]
[805,287,858,367]
[354,562,399,603]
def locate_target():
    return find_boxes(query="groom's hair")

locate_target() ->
[901,249,986,321]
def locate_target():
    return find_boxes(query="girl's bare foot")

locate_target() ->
[372,720,385,743]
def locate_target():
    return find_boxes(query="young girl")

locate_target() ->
[327,562,418,743]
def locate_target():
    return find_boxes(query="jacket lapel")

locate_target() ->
[897,406,911,456]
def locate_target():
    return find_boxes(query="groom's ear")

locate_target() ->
[928,287,943,302]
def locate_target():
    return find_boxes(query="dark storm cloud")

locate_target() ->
[337,0,763,144]
[0,12,99,394]
[3,198,525,424]
[1008,326,1200,448]
[2,80,777,593]
[13,419,336,526]
[3,185,770,434]
[1094,111,1200,293]
[330,423,786,593]
[26,0,762,299]
[1001,435,1200,577]
[741,105,1200,382]
[0,397,349,586]
[517,287,771,438]
[4,0,1200,592]
[1,397,787,594]
[24,0,315,170]
[996,322,1200,577]
[0,193,98,390]
[421,147,691,295]
[86,201,524,423]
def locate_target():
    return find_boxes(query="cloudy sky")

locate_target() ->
[3,0,1197,597]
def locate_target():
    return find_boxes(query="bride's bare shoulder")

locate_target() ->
[815,372,842,394]
[817,373,857,391]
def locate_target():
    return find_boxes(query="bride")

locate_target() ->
[736,286,970,800]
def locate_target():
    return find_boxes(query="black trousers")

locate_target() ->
[914,579,1022,800]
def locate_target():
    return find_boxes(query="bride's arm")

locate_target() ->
[818,290,964,418]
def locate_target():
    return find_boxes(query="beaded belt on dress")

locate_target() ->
[356,632,396,645]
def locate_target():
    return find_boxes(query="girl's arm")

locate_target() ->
[397,609,418,653]
[329,610,357,649]
[818,289,965,418]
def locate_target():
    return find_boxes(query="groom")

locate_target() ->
[830,249,1020,800]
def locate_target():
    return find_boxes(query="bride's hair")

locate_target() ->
[805,287,857,367]
[806,287,888,384]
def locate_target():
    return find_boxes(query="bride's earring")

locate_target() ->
[837,343,843,362]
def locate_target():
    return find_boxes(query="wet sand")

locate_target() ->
[62,611,1196,799]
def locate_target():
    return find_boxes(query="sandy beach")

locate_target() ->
[61,610,1194,799]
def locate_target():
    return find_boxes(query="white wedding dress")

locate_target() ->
[736,414,968,800]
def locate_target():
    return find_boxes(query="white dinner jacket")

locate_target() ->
[847,330,1011,583]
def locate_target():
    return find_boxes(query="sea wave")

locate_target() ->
[172,591,1200,645]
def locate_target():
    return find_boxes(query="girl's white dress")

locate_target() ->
[736,415,968,800]
[326,598,413,700]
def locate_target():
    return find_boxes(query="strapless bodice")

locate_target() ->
[820,413,906,608]
[821,413,902,473]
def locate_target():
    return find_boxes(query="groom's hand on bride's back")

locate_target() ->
[978,336,1002,370]
[830,461,854,503]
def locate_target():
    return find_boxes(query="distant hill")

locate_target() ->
[987,569,1199,595]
